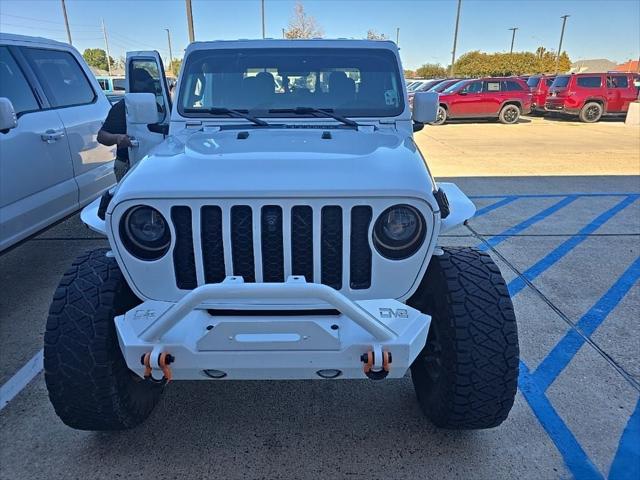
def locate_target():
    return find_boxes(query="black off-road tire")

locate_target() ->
[408,247,519,429]
[499,104,521,124]
[579,102,603,123]
[431,105,448,125]
[44,248,164,430]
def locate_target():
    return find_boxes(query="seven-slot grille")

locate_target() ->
[169,204,373,291]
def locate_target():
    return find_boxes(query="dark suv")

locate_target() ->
[545,72,639,122]
[433,77,532,125]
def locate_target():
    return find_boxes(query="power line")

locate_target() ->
[0,12,98,28]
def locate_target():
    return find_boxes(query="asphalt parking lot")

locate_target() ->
[1,118,639,480]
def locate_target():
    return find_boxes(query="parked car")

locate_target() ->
[0,34,116,251]
[407,79,430,92]
[526,74,555,114]
[545,72,639,122]
[427,78,461,93]
[432,77,532,125]
[96,75,126,104]
[43,39,519,432]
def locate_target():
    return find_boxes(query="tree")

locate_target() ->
[82,48,114,72]
[284,2,323,39]
[404,69,416,79]
[366,29,387,40]
[451,48,573,76]
[169,58,182,76]
[415,63,447,78]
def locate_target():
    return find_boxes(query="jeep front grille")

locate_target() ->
[170,204,373,291]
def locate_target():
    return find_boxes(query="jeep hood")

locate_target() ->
[113,128,436,202]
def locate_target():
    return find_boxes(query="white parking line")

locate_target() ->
[0,349,43,411]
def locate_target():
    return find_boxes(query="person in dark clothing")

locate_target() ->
[97,68,159,181]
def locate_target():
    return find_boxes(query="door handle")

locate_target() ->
[41,129,65,143]
[129,137,139,148]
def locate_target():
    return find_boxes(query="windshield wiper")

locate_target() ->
[268,107,360,128]
[183,107,270,126]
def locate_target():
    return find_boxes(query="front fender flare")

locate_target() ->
[437,182,476,233]
[80,197,107,236]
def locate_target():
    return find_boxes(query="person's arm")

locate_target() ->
[97,100,132,150]
[97,129,131,149]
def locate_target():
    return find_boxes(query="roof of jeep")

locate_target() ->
[184,38,399,55]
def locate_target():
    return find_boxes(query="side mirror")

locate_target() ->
[125,93,158,124]
[412,92,438,124]
[0,98,18,132]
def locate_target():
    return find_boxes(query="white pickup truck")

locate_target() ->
[43,39,519,431]
[0,34,115,252]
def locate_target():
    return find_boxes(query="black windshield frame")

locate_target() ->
[177,47,405,119]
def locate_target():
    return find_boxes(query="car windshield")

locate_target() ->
[526,76,541,88]
[430,80,456,92]
[179,47,404,118]
[442,80,468,93]
[407,81,425,92]
[551,76,571,88]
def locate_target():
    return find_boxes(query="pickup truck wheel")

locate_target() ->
[408,247,519,429]
[44,248,164,430]
[430,106,447,125]
[579,102,603,123]
[499,104,521,124]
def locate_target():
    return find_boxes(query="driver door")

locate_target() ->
[125,51,171,165]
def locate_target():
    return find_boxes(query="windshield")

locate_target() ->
[430,80,456,92]
[526,76,541,88]
[179,48,404,118]
[443,79,468,93]
[551,76,571,88]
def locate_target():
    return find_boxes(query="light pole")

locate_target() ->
[101,18,112,76]
[450,0,462,76]
[186,0,195,43]
[556,15,570,73]
[396,27,400,46]
[509,27,518,54]
[261,0,266,39]
[61,0,72,45]
[165,28,174,75]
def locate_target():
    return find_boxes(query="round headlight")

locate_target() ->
[120,206,171,260]
[373,204,426,260]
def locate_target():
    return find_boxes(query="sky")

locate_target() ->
[1,0,638,70]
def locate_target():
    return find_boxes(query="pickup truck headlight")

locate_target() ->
[120,206,171,260]
[373,204,426,260]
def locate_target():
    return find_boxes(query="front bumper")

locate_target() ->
[116,276,430,380]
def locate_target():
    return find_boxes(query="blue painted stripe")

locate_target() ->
[508,195,639,297]
[478,195,579,251]
[519,362,603,479]
[609,397,640,480]
[470,193,639,199]
[473,196,518,217]
[532,257,640,391]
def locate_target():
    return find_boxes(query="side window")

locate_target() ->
[485,81,501,92]
[97,79,108,90]
[129,59,166,122]
[506,80,524,91]
[22,47,95,108]
[545,78,555,87]
[0,47,39,115]
[576,76,602,88]
[607,75,628,88]
[462,81,483,93]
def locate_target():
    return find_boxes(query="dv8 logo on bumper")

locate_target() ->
[379,307,409,319]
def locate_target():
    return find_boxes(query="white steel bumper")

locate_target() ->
[116,276,430,380]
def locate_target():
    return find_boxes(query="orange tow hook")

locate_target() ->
[360,350,392,380]
[141,352,175,384]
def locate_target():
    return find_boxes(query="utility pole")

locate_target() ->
[282,28,285,39]
[450,0,462,76]
[165,28,174,75]
[60,0,72,45]
[101,18,112,76]
[396,27,400,46]
[556,15,570,73]
[261,0,266,39]
[509,27,518,54]
[186,0,195,43]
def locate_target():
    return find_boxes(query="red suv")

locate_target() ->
[545,73,640,122]
[432,77,532,125]
[526,75,555,114]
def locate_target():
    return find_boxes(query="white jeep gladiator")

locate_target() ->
[44,39,519,431]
